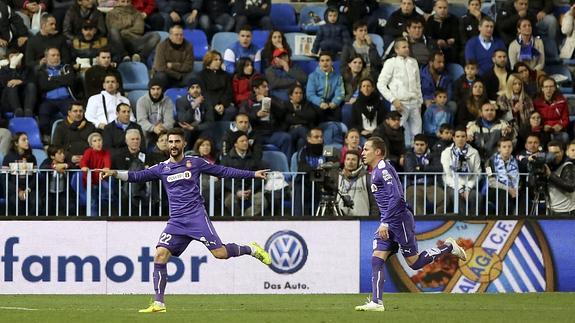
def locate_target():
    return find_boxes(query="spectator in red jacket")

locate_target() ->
[533,77,570,144]
[132,0,164,31]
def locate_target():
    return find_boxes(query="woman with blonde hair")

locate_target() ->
[496,73,534,133]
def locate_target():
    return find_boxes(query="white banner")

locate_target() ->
[0,221,359,294]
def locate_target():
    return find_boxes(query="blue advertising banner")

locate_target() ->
[360,220,574,293]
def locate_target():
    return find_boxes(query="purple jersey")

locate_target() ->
[128,156,255,234]
[370,159,411,225]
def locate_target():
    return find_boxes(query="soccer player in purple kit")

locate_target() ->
[355,137,467,312]
[101,128,271,313]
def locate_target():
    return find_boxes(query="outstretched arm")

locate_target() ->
[101,166,160,182]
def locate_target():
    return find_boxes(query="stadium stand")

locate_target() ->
[270,3,300,33]
[118,62,150,91]
[8,117,44,149]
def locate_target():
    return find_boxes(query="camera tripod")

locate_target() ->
[529,185,549,216]
[315,193,344,217]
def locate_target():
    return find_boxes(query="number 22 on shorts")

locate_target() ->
[159,233,172,245]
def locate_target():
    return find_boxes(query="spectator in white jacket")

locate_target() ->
[85,73,132,129]
[136,78,175,145]
[440,125,482,215]
[377,38,423,147]
[560,3,575,60]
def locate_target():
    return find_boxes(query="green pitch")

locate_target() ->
[1,293,574,323]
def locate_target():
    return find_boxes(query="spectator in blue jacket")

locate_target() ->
[37,47,76,138]
[306,52,344,122]
[311,7,351,55]
[306,52,346,145]
[423,88,454,141]
[464,16,506,76]
[420,51,452,108]
[233,0,272,32]
[223,25,261,74]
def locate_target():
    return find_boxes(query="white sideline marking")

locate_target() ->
[0,306,38,311]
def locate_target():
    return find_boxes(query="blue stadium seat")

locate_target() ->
[448,3,467,17]
[290,151,299,172]
[262,150,289,172]
[157,31,169,42]
[183,29,209,60]
[252,30,269,49]
[8,117,43,149]
[194,61,204,73]
[544,65,573,94]
[32,148,47,165]
[118,62,150,91]
[481,2,496,19]
[447,63,464,82]
[371,3,399,22]
[341,104,353,128]
[164,88,187,105]
[50,119,63,143]
[300,5,327,34]
[285,32,315,61]
[202,121,232,150]
[263,144,280,152]
[292,60,318,75]
[127,90,148,112]
[333,60,341,74]
[270,3,300,32]
[211,32,238,55]
[70,172,87,206]
[369,33,385,57]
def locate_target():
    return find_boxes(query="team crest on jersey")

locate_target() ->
[371,183,378,192]
[163,165,171,172]
[186,160,192,168]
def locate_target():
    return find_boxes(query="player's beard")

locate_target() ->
[170,147,182,158]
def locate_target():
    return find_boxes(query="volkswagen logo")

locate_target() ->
[265,230,308,274]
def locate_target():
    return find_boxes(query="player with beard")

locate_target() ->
[101,128,270,313]
[355,136,467,312]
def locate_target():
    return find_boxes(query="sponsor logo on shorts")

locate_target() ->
[167,171,192,182]
[265,230,308,274]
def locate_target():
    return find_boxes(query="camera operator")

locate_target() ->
[293,127,324,216]
[542,141,575,215]
[337,150,377,216]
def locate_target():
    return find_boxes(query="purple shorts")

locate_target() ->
[373,212,418,257]
[156,217,223,256]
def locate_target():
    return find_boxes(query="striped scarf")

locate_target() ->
[492,153,519,188]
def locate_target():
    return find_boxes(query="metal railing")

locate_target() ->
[0,168,557,217]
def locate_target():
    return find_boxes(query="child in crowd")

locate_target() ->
[453,60,481,101]
[311,7,351,55]
[430,123,454,158]
[40,145,74,215]
[80,132,112,215]
[80,132,110,187]
[486,137,520,215]
[423,88,454,142]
